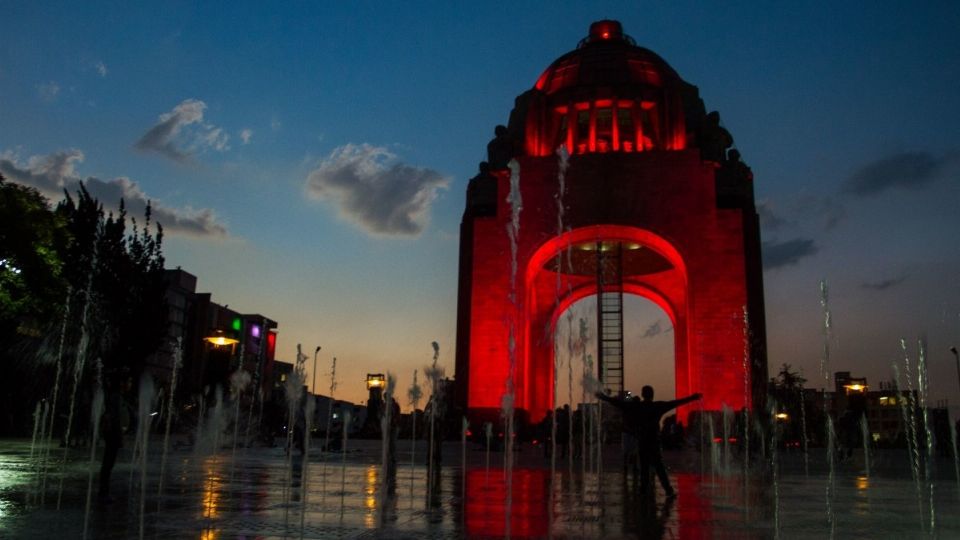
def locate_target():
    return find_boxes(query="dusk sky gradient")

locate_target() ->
[2,2,959,414]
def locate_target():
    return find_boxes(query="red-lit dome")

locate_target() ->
[517,20,691,157]
[534,21,681,96]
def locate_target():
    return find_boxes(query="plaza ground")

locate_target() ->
[1,438,958,538]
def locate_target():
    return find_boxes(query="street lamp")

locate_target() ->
[312,346,321,395]
[203,329,239,348]
[842,377,867,394]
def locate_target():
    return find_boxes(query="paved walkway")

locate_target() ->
[1,438,958,538]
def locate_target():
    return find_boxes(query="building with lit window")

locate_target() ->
[828,371,919,446]
[152,267,279,402]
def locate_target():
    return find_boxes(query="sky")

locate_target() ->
[2,2,959,415]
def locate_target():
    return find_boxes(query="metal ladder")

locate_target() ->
[596,241,624,396]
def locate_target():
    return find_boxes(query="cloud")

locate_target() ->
[757,200,788,232]
[797,195,845,230]
[200,126,229,151]
[759,194,846,236]
[0,149,227,238]
[843,151,950,197]
[37,81,60,102]
[239,129,253,144]
[95,61,108,77]
[135,99,229,163]
[305,144,449,236]
[640,320,670,339]
[861,275,908,291]
[762,238,818,269]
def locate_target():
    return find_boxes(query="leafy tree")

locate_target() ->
[0,174,68,334]
[775,363,806,392]
[770,363,827,446]
[56,185,168,378]
[0,175,70,435]
[0,178,168,435]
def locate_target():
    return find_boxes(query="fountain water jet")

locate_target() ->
[706,414,718,480]
[193,390,206,456]
[407,369,422,504]
[135,373,156,540]
[860,413,871,478]
[896,344,925,528]
[57,249,98,510]
[722,405,732,475]
[818,279,833,382]
[425,341,445,505]
[37,288,73,506]
[484,422,492,474]
[157,337,182,503]
[799,375,810,476]
[321,355,337,506]
[81,374,103,540]
[548,144,570,506]
[28,400,45,502]
[300,380,316,538]
[826,416,837,540]
[502,157,522,536]
[916,338,936,533]
[770,400,781,539]
[377,372,396,527]
[228,366,251,484]
[741,306,751,480]
[339,409,351,517]
[461,416,468,506]
[283,345,307,529]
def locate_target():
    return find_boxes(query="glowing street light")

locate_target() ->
[775,412,789,421]
[203,329,238,348]
[843,383,866,393]
[366,373,385,390]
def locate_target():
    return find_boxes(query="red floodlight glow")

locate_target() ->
[455,20,767,429]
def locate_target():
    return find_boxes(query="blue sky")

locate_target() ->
[2,2,959,412]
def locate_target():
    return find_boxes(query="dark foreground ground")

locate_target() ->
[1,437,959,539]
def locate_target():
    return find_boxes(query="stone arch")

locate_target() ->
[520,225,691,421]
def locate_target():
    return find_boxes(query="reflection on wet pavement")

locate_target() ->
[0,439,958,538]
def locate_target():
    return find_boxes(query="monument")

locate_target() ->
[454,20,768,426]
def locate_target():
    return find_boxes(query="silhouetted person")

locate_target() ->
[98,373,132,503]
[386,397,400,492]
[487,125,513,169]
[537,410,553,458]
[598,386,701,496]
[699,111,733,163]
[556,405,570,459]
[289,394,306,456]
[836,409,860,461]
[660,414,684,450]
[425,393,444,508]
[724,148,753,182]
[595,392,642,481]
[465,162,498,217]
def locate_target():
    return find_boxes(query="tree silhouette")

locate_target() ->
[0,179,169,435]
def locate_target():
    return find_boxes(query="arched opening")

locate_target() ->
[624,295,676,400]
[520,225,690,422]
[550,294,676,409]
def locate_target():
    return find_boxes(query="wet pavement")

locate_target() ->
[1,438,958,538]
